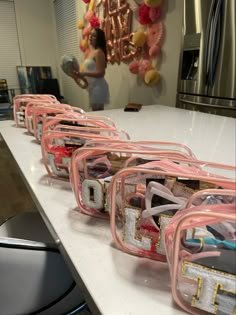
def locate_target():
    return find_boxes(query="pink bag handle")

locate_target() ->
[81,141,197,168]
[54,125,130,141]
[82,114,116,128]
[70,146,197,179]
[131,159,236,184]
[42,114,115,135]
[70,105,85,115]
[165,202,236,258]
[72,146,197,164]
[13,94,56,100]
[186,188,236,208]
[82,139,196,158]
[184,189,236,240]
[134,159,209,173]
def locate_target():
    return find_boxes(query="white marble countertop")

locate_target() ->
[89,105,236,165]
[0,105,235,315]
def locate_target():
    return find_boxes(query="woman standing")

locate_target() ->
[73,28,110,111]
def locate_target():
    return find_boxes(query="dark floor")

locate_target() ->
[0,133,91,315]
[0,136,35,224]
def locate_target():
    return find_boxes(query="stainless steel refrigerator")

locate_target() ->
[176,0,236,118]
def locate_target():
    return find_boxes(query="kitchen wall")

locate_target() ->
[103,0,184,109]
[14,0,58,77]
[14,0,183,110]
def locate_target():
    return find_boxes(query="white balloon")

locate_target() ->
[60,55,80,77]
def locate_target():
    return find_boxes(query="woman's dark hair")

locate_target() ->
[94,28,108,65]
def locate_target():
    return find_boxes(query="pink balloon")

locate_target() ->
[149,6,162,22]
[85,10,94,22]
[147,21,164,57]
[129,60,140,74]
[138,59,152,77]
[83,27,91,37]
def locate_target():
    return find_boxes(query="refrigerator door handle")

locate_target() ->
[204,0,216,86]
[210,0,224,87]
[209,0,223,87]
[178,98,234,109]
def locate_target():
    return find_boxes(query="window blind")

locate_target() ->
[0,0,21,89]
[53,0,86,107]
[54,0,79,58]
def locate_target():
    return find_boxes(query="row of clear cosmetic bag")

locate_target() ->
[13,94,236,315]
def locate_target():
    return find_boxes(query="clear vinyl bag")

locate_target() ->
[109,159,235,261]
[32,105,73,142]
[41,123,129,180]
[31,105,85,142]
[70,141,197,219]
[164,192,236,315]
[24,102,70,136]
[13,94,57,128]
